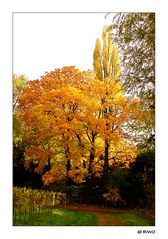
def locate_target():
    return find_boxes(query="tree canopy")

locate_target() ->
[112,13,155,106]
[110,13,155,150]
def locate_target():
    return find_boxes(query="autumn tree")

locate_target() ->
[18,67,101,186]
[13,74,28,110]
[13,74,28,146]
[13,74,28,169]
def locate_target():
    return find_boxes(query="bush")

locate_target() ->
[103,185,126,207]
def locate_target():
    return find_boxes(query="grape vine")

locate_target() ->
[13,187,66,223]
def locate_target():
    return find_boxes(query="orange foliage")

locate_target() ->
[18,66,148,185]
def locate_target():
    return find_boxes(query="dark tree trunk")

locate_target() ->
[86,132,96,203]
[103,139,110,184]
[65,146,72,186]
[88,146,95,177]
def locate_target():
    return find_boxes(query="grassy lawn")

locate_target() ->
[13,209,97,226]
[113,213,152,226]
[14,208,152,226]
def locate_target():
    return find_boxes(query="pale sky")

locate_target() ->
[13,13,113,80]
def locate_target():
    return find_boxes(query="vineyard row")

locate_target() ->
[13,187,66,221]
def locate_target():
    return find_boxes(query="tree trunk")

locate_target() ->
[103,138,109,184]
[88,146,95,177]
[86,141,95,203]
[65,146,72,186]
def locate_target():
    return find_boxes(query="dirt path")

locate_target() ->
[91,212,123,226]
[65,204,129,226]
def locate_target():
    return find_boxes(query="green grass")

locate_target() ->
[13,209,97,226]
[14,208,152,226]
[113,213,152,226]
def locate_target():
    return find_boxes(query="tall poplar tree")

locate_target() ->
[93,25,121,181]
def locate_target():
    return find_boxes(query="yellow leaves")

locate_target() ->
[94,24,120,83]
[103,186,126,206]
[68,167,88,184]
[51,153,65,165]
[93,39,102,81]
[13,74,28,99]
[24,146,54,175]
[102,25,112,76]
[42,164,67,186]
[108,140,137,169]
[111,43,120,80]
[103,77,123,99]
